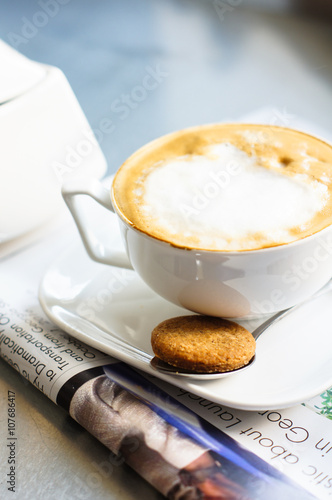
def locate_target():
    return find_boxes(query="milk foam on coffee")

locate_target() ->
[112,124,332,251]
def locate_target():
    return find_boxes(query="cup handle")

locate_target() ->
[61,179,133,270]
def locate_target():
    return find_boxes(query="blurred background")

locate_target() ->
[0,0,331,176]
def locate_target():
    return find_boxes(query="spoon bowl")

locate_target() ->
[150,354,256,379]
[149,307,295,379]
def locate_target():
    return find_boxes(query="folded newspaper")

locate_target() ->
[0,209,331,500]
[0,288,319,499]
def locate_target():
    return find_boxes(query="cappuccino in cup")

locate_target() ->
[63,123,332,318]
[112,124,332,252]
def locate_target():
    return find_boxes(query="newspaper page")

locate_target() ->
[0,286,317,500]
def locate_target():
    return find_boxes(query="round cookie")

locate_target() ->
[151,315,256,373]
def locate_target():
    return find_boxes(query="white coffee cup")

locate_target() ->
[62,124,332,319]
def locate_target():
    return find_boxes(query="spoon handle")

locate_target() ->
[251,278,332,341]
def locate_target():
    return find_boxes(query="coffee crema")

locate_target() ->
[112,124,332,251]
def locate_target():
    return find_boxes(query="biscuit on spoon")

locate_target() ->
[151,315,256,373]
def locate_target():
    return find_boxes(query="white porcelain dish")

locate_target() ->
[39,222,332,411]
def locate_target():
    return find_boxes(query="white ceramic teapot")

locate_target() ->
[0,40,106,243]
